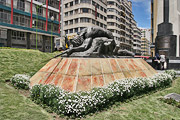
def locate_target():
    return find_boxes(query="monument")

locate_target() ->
[155,0,177,58]
[30,27,157,92]
[53,26,134,57]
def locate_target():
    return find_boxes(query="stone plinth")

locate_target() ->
[30,58,157,92]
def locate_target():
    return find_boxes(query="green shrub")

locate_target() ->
[165,70,176,79]
[10,74,30,90]
[30,71,175,117]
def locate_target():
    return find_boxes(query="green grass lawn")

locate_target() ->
[1,48,180,120]
[85,80,180,120]
[0,48,57,82]
[0,48,57,120]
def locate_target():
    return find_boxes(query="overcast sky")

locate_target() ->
[131,0,151,29]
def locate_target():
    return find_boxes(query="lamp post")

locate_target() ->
[51,16,54,53]
[36,5,39,50]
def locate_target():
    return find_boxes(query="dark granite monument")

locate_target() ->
[155,0,177,58]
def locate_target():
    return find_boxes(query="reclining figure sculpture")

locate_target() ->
[54,26,134,58]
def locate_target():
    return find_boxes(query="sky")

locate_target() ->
[130,0,151,29]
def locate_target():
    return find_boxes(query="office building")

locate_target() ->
[141,28,151,56]
[107,0,137,52]
[0,0,61,52]
[132,19,141,55]
[63,0,107,39]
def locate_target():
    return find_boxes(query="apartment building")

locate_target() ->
[63,0,107,39]
[132,19,141,55]
[107,0,136,52]
[141,29,151,56]
[0,0,61,52]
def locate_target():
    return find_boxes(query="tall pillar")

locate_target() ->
[42,35,46,52]
[11,0,13,24]
[30,0,33,28]
[27,32,31,49]
[45,0,48,31]
[7,29,12,47]
[164,0,169,23]
[58,0,61,34]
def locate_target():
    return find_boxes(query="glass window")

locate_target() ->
[70,1,73,6]
[65,21,68,26]
[69,29,73,33]
[69,20,73,25]
[75,9,79,14]
[0,0,6,5]
[12,30,26,41]
[80,17,90,22]
[48,0,59,9]
[49,10,58,21]
[65,12,68,17]
[17,0,25,11]
[80,0,91,4]
[65,3,68,8]
[36,5,43,16]
[75,0,79,4]
[75,28,78,33]
[82,8,89,13]
[80,27,85,31]
[70,10,73,15]
[74,18,78,23]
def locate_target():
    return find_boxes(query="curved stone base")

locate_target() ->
[30,58,157,92]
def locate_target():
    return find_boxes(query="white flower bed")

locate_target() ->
[30,71,176,117]
[10,74,30,90]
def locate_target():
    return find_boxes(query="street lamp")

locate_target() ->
[51,16,54,53]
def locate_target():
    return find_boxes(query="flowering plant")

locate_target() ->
[165,70,176,79]
[30,71,175,117]
[10,74,30,90]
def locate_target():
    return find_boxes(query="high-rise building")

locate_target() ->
[141,29,151,56]
[107,0,136,52]
[63,0,107,39]
[132,19,141,55]
[0,0,61,52]
[151,0,180,58]
[141,28,151,56]
[0,0,141,54]
[63,0,140,53]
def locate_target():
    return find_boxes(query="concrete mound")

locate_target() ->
[30,58,157,92]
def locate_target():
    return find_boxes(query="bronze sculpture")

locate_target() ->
[54,26,134,58]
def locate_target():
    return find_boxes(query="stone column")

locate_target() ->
[42,35,46,52]
[26,32,31,49]
[7,29,12,47]
[52,36,55,52]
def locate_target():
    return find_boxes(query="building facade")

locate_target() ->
[107,0,136,52]
[151,0,180,58]
[63,0,140,54]
[141,28,151,56]
[63,0,107,39]
[132,19,141,55]
[0,0,61,52]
